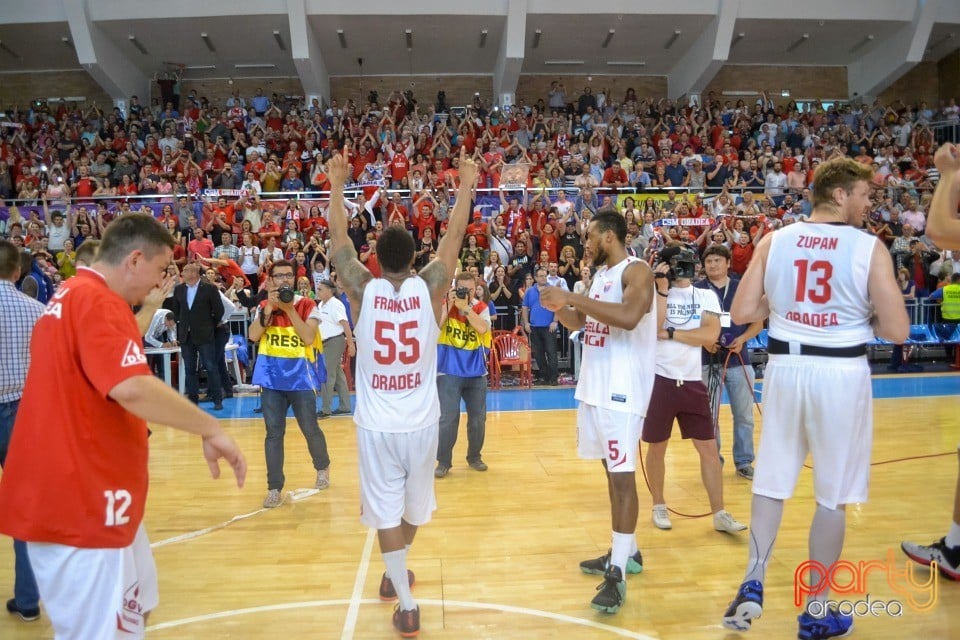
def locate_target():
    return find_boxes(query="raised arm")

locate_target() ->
[420,146,479,307]
[924,144,960,249]
[327,151,372,308]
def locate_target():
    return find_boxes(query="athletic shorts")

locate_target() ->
[753,354,872,510]
[577,403,643,472]
[27,523,158,639]
[641,375,715,443]
[357,425,438,530]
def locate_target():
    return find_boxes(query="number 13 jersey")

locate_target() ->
[354,277,440,432]
[764,222,877,347]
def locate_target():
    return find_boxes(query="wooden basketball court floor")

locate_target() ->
[1,375,959,639]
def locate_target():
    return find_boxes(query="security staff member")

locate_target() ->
[931,273,960,361]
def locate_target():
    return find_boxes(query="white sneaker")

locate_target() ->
[263,489,283,508]
[315,468,330,490]
[714,509,748,533]
[652,504,672,530]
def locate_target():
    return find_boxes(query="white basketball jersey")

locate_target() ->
[354,277,440,432]
[764,222,876,347]
[575,257,657,414]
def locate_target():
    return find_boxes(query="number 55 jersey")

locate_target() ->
[354,277,440,432]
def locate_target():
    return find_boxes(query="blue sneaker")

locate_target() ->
[722,580,763,631]
[797,607,854,640]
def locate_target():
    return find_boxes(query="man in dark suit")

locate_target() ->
[170,262,225,410]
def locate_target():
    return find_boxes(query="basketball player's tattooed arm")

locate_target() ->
[731,233,772,324]
[326,150,372,311]
[422,146,479,316]
[543,261,655,331]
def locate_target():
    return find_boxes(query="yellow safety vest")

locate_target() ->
[941,284,960,321]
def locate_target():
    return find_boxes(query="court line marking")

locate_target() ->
[340,528,376,640]
[146,597,657,639]
[150,488,320,549]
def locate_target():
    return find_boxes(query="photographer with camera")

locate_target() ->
[695,245,764,480]
[434,272,492,478]
[642,246,747,534]
[248,260,331,509]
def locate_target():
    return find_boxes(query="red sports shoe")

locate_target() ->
[392,604,420,637]
[379,569,416,601]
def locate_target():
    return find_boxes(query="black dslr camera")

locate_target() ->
[455,286,470,300]
[659,246,699,281]
[278,285,295,303]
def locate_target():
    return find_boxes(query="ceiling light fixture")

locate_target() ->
[532,29,541,49]
[405,28,413,50]
[731,32,746,48]
[602,29,615,48]
[337,29,347,48]
[273,30,286,51]
[607,60,646,66]
[849,34,874,53]
[185,65,216,70]
[479,29,488,48]
[664,29,681,50]
[786,33,810,53]
[128,35,148,55]
[234,63,277,69]
[544,60,584,65]
[201,32,216,53]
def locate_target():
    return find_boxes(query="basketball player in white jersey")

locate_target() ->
[901,143,960,580]
[540,210,657,614]
[327,145,478,637]
[722,157,908,639]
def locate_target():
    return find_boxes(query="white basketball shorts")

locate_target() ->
[357,424,439,529]
[753,354,873,510]
[577,403,643,473]
[27,523,158,639]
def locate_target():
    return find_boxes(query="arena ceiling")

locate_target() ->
[0,0,957,97]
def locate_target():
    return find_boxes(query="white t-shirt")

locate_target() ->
[655,285,721,381]
[317,296,348,340]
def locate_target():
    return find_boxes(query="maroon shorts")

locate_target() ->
[641,375,716,443]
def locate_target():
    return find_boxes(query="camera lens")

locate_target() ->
[278,286,295,303]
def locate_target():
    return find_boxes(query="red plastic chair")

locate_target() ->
[490,332,532,389]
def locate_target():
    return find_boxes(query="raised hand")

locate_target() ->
[934,143,960,179]
[327,152,351,188]
[457,144,479,190]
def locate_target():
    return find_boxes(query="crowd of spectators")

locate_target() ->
[1,84,959,336]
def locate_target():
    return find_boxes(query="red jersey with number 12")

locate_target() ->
[354,277,439,432]
[0,268,152,548]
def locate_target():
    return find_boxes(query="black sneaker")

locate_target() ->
[901,537,960,580]
[579,548,643,575]
[6,599,40,622]
[590,565,626,613]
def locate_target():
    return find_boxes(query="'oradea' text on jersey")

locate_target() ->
[764,222,876,347]
[354,277,440,431]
